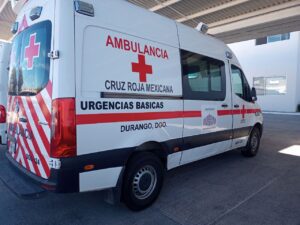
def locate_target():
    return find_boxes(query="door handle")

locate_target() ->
[221,104,228,108]
[39,121,48,126]
[234,104,240,108]
[19,116,27,123]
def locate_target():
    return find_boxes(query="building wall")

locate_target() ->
[0,41,11,108]
[229,32,300,112]
[297,32,300,112]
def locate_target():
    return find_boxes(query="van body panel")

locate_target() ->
[79,167,123,192]
[75,4,184,159]
[82,0,179,48]
[180,58,233,165]
[177,23,232,63]
[80,27,182,97]
[52,0,75,100]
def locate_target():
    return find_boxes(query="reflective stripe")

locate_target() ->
[77,111,201,125]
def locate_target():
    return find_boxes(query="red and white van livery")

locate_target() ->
[0,41,11,145]
[6,0,263,210]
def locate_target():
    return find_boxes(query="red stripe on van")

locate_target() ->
[184,111,202,118]
[18,130,41,177]
[77,111,202,125]
[247,109,261,114]
[46,82,53,97]
[217,110,233,116]
[36,94,51,125]
[13,142,21,160]
[18,97,50,177]
[217,109,261,116]
[26,97,50,152]
[17,139,30,172]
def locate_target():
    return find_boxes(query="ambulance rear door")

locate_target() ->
[7,0,55,179]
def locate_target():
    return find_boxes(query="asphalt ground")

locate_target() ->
[0,114,299,225]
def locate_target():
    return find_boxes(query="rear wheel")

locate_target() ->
[241,127,261,157]
[122,152,164,211]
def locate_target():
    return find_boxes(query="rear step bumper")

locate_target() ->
[0,151,46,198]
[2,151,79,194]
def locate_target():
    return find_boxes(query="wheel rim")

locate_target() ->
[132,165,157,200]
[250,132,259,152]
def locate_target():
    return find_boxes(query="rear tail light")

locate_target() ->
[0,105,6,123]
[51,98,76,158]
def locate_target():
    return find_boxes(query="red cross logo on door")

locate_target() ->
[241,105,247,119]
[24,33,40,70]
[131,54,153,83]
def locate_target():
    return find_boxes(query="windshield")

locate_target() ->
[8,21,51,96]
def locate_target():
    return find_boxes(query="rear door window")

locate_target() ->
[8,21,51,96]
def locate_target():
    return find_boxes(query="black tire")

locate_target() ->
[122,152,164,211]
[241,127,261,157]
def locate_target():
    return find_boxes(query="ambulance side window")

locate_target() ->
[181,50,226,101]
[231,65,251,102]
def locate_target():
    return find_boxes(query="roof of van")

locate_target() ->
[176,22,240,64]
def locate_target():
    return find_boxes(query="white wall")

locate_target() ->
[229,32,300,112]
[0,41,11,107]
[297,33,300,111]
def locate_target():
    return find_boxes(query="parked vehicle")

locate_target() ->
[0,41,11,145]
[7,0,263,210]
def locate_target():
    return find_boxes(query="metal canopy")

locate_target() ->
[0,0,15,40]
[128,0,300,43]
[1,0,300,43]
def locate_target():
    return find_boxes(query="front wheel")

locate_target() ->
[241,127,261,157]
[122,152,164,211]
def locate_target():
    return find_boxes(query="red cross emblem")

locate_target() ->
[24,33,40,70]
[131,54,153,83]
[241,105,247,119]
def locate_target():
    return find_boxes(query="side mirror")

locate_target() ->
[251,87,257,102]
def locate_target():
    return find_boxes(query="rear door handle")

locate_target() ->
[234,104,240,108]
[19,116,27,123]
[39,121,48,126]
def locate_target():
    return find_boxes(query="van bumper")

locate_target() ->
[5,148,130,194]
[5,151,79,193]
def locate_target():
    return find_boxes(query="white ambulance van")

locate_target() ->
[6,0,263,210]
[0,41,11,145]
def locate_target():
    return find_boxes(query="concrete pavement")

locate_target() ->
[0,114,299,225]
